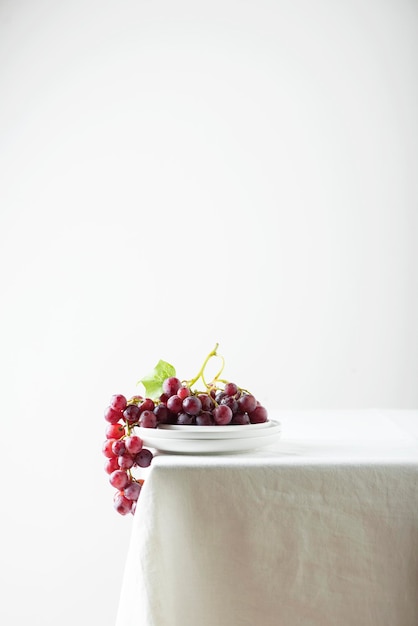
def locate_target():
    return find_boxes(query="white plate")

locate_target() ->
[157,421,271,433]
[137,420,279,441]
[138,421,281,454]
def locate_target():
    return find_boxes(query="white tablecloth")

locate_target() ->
[115,410,418,626]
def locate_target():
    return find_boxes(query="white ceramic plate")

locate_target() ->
[138,420,281,454]
[137,420,279,441]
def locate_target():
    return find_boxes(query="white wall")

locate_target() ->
[0,1,417,624]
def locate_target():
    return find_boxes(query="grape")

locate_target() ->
[104,406,123,424]
[196,411,214,426]
[103,345,270,516]
[112,440,126,456]
[162,377,182,397]
[231,412,250,425]
[110,394,127,411]
[105,422,125,440]
[125,435,143,455]
[177,386,191,400]
[135,448,153,468]
[114,492,132,515]
[167,394,183,414]
[138,398,155,413]
[176,412,195,425]
[154,403,169,423]
[220,396,238,413]
[124,481,142,501]
[104,457,119,474]
[118,453,135,470]
[238,393,257,414]
[249,405,268,423]
[198,393,214,411]
[213,404,233,425]
[139,410,157,429]
[109,469,129,490]
[123,404,141,425]
[102,439,117,458]
[224,382,238,396]
[182,395,202,416]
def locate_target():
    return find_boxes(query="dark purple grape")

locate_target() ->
[176,412,195,425]
[182,395,202,416]
[213,404,233,425]
[162,377,182,397]
[231,412,250,425]
[196,411,214,426]
[154,403,169,423]
[135,448,153,467]
[198,393,214,411]
[123,404,141,425]
[237,393,257,414]
[220,396,239,413]
[249,405,268,423]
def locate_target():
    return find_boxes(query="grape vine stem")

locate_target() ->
[186,343,225,390]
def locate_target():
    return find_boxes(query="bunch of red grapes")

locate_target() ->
[102,393,154,516]
[102,375,268,516]
[155,376,268,426]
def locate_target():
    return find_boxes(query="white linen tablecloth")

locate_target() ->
[115,410,418,626]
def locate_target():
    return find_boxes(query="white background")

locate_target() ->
[0,1,417,624]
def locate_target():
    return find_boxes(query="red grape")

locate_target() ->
[138,398,155,413]
[177,386,190,400]
[110,394,127,411]
[104,457,119,474]
[125,435,143,455]
[109,469,129,490]
[213,404,233,425]
[167,394,182,413]
[104,406,123,424]
[139,410,157,429]
[105,422,125,440]
[102,439,117,458]
[224,382,238,396]
[112,440,126,456]
[114,492,132,515]
[182,396,202,416]
[118,454,135,470]
[124,481,142,501]
[162,377,182,397]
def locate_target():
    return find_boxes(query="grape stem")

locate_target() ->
[186,343,225,390]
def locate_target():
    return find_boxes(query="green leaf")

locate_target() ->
[138,359,176,399]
